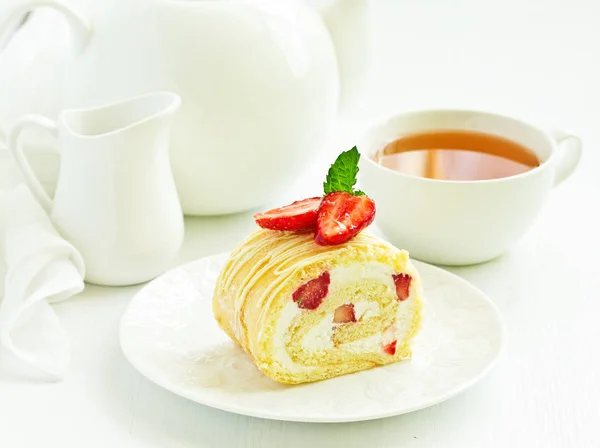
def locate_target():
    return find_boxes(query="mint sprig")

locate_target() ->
[323,147,365,196]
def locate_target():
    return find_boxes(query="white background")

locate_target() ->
[1,0,600,446]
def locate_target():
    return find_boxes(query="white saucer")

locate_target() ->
[119,252,505,423]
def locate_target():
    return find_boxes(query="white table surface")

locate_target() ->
[2,0,600,447]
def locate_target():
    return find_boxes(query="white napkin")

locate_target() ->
[0,185,85,380]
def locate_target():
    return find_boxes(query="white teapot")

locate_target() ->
[0,0,370,215]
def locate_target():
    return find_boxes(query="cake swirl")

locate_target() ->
[212,228,423,384]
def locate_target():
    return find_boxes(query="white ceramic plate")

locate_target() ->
[119,252,505,423]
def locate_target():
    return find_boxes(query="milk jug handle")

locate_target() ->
[1,0,91,54]
[8,115,58,212]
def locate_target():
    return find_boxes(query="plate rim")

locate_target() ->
[119,252,507,423]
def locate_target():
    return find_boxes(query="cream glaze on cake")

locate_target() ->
[212,228,423,384]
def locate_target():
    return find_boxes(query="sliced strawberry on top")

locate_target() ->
[333,304,356,323]
[393,274,412,301]
[254,197,321,231]
[314,191,376,246]
[292,271,330,310]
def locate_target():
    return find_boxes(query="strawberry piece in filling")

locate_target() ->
[292,272,330,310]
[333,304,356,324]
[382,340,397,355]
[392,273,412,301]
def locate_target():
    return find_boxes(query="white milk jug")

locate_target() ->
[8,92,184,286]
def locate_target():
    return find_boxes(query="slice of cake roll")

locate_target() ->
[212,228,423,385]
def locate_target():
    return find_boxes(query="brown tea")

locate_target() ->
[374,130,539,181]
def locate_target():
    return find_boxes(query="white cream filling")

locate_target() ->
[271,262,415,370]
[272,301,302,371]
[392,274,419,341]
[303,316,335,350]
[354,301,381,321]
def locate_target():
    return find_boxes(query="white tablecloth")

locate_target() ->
[1,0,599,446]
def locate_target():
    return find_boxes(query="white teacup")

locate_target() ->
[359,109,582,266]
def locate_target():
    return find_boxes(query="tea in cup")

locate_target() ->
[359,109,582,265]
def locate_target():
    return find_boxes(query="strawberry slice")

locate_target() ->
[254,197,321,231]
[333,304,356,324]
[382,340,397,355]
[314,191,376,246]
[292,271,330,310]
[393,274,412,301]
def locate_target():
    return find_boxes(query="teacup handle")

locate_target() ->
[548,129,582,187]
[8,115,58,213]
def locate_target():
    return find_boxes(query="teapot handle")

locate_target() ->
[8,115,58,213]
[1,0,91,55]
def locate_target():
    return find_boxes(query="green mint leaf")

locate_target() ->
[354,190,365,196]
[323,147,364,196]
